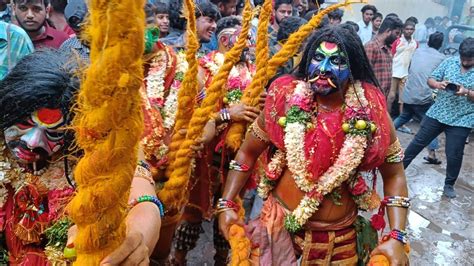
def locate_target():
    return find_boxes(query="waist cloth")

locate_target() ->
[246,194,358,265]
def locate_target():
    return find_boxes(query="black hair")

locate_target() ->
[12,0,50,6]
[434,16,442,21]
[155,1,169,14]
[459,37,474,58]
[378,16,403,34]
[50,0,67,13]
[372,12,383,21]
[0,50,80,130]
[211,0,235,5]
[442,16,450,20]
[327,8,343,20]
[428,31,443,50]
[277,16,307,42]
[344,21,359,32]
[216,15,241,36]
[144,3,157,19]
[385,13,399,18]
[275,0,292,11]
[196,1,221,21]
[405,16,418,24]
[360,4,377,14]
[168,0,185,30]
[404,21,416,29]
[296,24,379,88]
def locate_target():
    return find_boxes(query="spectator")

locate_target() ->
[155,2,170,38]
[436,16,449,34]
[371,12,383,37]
[463,6,474,35]
[415,17,435,47]
[327,8,343,26]
[403,37,474,198]
[451,15,459,25]
[293,0,308,18]
[270,0,293,36]
[394,32,446,165]
[405,16,418,25]
[161,1,220,53]
[271,16,307,75]
[389,20,418,117]
[0,0,12,22]
[12,0,68,49]
[49,0,74,36]
[167,0,185,38]
[60,0,90,61]
[386,13,399,19]
[357,4,377,45]
[365,16,403,96]
[344,20,359,33]
[0,21,34,80]
[211,0,237,17]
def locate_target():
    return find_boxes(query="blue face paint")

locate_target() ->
[307,41,350,95]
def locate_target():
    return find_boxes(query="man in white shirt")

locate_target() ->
[357,4,377,44]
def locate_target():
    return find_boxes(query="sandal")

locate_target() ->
[423,156,442,165]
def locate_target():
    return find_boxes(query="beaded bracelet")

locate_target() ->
[129,195,165,218]
[387,229,408,245]
[229,160,251,172]
[216,198,240,212]
[220,108,231,122]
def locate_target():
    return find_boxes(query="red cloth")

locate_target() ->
[31,24,69,49]
[264,75,391,180]
[62,24,75,37]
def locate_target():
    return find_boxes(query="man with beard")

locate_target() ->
[171,15,259,266]
[161,1,220,53]
[269,0,293,48]
[12,0,68,48]
[0,50,162,266]
[218,24,410,265]
[365,16,403,97]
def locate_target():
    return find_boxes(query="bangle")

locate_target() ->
[134,160,155,186]
[216,198,240,212]
[383,196,411,208]
[219,108,231,122]
[229,160,251,172]
[385,229,408,245]
[129,195,165,217]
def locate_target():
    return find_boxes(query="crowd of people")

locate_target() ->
[0,0,472,265]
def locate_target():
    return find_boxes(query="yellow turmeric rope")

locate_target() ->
[225,0,362,151]
[159,0,200,213]
[162,0,253,213]
[225,0,272,151]
[66,0,145,264]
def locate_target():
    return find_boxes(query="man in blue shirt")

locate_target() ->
[0,21,34,80]
[403,37,474,198]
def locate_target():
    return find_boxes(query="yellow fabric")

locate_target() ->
[66,0,145,264]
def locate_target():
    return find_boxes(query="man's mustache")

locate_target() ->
[7,140,49,158]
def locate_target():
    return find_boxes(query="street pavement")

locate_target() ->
[183,121,473,266]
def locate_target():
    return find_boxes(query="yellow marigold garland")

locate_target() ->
[225,0,272,151]
[225,0,364,151]
[229,197,251,266]
[159,0,200,212]
[66,0,145,264]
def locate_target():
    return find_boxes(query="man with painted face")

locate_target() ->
[171,15,258,266]
[218,25,410,265]
[0,50,163,266]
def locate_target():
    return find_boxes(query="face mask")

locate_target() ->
[307,41,350,95]
[144,27,160,54]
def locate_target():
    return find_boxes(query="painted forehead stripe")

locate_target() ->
[34,108,63,127]
[318,41,339,54]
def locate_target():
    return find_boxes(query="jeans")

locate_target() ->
[393,103,439,150]
[403,116,471,186]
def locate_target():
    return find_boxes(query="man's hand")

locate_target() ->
[100,230,149,266]
[370,238,409,266]
[455,85,471,97]
[434,80,449,90]
[228,103,260,123]
[217,209,243,240]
